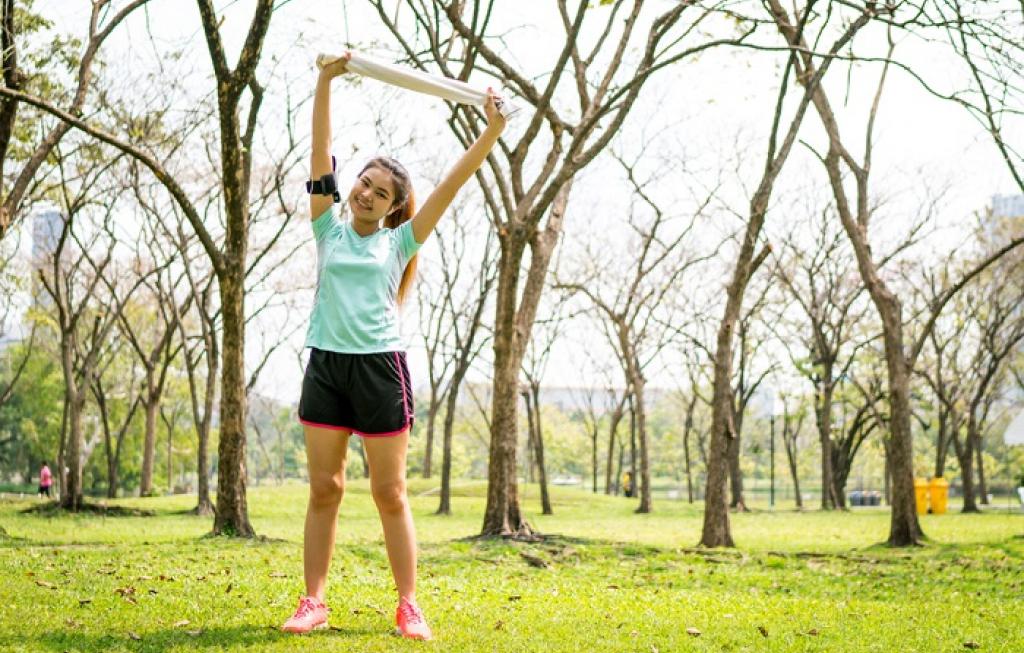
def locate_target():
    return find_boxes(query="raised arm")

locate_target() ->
[309,53,351,221]
[410,90,507,244]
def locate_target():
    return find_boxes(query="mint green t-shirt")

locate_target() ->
[304,207,422,353]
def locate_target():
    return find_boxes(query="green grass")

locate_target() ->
[1,480,1022,652]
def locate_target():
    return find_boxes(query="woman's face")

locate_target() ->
[348,166,397,223]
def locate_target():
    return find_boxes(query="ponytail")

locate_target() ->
[362,156,417,306]
[384,187,417,306]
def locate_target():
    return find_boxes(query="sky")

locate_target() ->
[17,0,1022,407]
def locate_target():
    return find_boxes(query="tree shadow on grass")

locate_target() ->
[0,624,382,652]
[20,501,156,517]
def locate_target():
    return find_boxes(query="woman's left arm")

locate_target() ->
[411,90,507,244]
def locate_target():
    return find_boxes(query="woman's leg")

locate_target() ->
[362,431,416,601]
[302,425,350,601]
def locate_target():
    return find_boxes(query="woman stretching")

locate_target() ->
[280,52,506,641]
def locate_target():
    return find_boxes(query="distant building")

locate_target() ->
[32,207,67,270]
[991,194,1024,219]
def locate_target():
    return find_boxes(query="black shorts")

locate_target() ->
[298,348,414,437]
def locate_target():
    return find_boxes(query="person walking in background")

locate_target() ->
[38,462,52,498]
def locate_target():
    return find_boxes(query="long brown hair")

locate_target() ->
[361,157,417,305]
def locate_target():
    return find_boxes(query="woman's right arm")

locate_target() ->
[310,54,351,221]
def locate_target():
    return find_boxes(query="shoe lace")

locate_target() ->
[295,597,317,618]
[399,600,424,625]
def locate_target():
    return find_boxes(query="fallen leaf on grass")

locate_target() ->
[268,572,287,578]
[963,642,981,650]
[225,583,232,594]
[757,625,769,638]
[807,628,819,636]
[127,632,141,641]
[519,552,550,569]
[606,584,619,590]
[173,620,190,628]
[34,580,56,589]
[494,620,504,630]
[686,627,701,637]
[186,629,203,637]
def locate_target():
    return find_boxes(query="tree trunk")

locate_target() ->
[628,402,638,499]
[701,235,770,544]
[523,393,535,484]
[785,437,802,510]
[934,410,950,479]
[212,274,253,536]
[57,396,68,503]
[815,375,837,509]
[481,182,570,537]
[192,327,217,517]
[883,443,892,506]
[975,432,988,506]
[683,394,697,504]
[615,439,625,496]
[634,388,651,512]
[140,396,158,496]
[422,401,437,478]
[437,385,460,515]
[530,385,552,515]
[727,424,747,511]
[604,397,625,494]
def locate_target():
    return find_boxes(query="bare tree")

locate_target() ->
[90,345,143,499]
[371,0,752,537]
[557,148,711,513]
[772,6,1024,543]
[435,221,498,515]
[38,152,158,509]
[1,0,152,236]
[3,0,281,536]
[416,200,492,480]
[520,302,573,516]
[778,394,806,510]
[771,206,895,509]
[699,0,871,547]
[727,280,776,512]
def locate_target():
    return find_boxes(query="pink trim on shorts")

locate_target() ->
[299,418,411,438]
[298,418,352,432]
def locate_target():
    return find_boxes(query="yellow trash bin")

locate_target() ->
[929,477,949,515]
[914,478,929,515]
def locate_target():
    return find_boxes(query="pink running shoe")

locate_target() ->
[281,596,328,633]
[395,596,433,640]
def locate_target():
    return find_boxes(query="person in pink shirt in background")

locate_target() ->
[38,462,52,498]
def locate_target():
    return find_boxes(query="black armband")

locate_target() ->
[305,155,341,202]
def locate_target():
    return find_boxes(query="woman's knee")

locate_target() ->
[371,479,407,514]
[309,472,345,507]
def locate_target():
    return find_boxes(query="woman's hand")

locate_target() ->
[317,51,352,80]
[484,87,508,132]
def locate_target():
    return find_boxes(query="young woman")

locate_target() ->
[280,52,506,641]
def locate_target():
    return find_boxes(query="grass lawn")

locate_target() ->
[1,479,1022,652]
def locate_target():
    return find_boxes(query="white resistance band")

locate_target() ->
[317,51,520,120]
